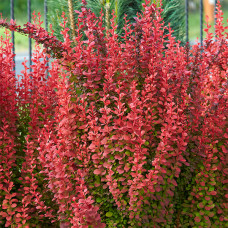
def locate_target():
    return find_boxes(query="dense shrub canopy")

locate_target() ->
[0,0,227,227]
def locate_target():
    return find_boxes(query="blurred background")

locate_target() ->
[0,0,228,51]
[0,0,227,75]
[189,0,228,40]
[0,0,44,53]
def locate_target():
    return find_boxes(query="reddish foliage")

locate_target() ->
[0,0,227,227]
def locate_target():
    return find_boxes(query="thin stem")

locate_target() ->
[68,0,76,44]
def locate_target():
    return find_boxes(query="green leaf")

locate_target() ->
[109,155,114,160]
[106,212,113,217]
[217,141,223,147]
[125,151,131,156]
[145,141,149,146]
[209,186,214,192]
[96,198,102,203]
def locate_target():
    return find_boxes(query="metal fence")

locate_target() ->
[7,0,219,72]
[185,0,218,47]
[9,0,48,73]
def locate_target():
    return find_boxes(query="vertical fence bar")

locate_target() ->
[44,0,49,76]
[200,0,203,47]
[28,0,32,72]
[214,0,218,27]
[185,0,189,44]
[10,0,15,71]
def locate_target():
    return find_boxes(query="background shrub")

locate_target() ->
[47,0,185,42]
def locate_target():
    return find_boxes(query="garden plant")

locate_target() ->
[0,0,227,227]
[47,0,184,42]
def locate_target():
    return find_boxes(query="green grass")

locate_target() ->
[0,29,32,53]
[0,0,44,53]
[0,17,44,53]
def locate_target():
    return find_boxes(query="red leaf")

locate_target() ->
[194,216,201,223]
[160,88,166,93]
[16,213,21,218]
[171,179,177,186]
[210,191,217,196]
[94,169,102,175]
[11,203,17,208]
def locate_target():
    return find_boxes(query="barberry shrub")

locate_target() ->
[0,0,227,227]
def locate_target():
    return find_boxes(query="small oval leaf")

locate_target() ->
[106,212,113,217]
